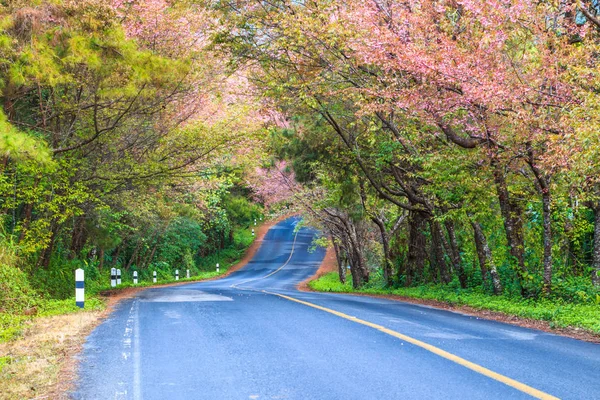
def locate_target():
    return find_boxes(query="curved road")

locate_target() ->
[74,217,600,399]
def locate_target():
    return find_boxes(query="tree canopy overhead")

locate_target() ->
[210,0,600,300]
[3,0,600,305]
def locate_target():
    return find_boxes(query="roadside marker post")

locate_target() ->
[186,269,190,279]
[252,229,255,236]
[254,219,257,226]
[153,270,157,283]
[111,267,117,287]
[216,263,220,273]
[75,268,84,308]
[117,269,121,285]
[133,271,138,285]
[175,269,179,280]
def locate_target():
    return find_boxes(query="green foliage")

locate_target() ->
[158,217,206,269]
[223,194,263,227]
[0,260,37,314]
[197,228,254,271]
[37,296,104,317]
[0,111,52,165]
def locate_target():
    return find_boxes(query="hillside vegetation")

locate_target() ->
[3,0,600,343]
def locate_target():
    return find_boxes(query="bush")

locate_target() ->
[0,263,38,314]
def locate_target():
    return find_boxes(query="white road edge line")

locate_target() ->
[133,300,141,400]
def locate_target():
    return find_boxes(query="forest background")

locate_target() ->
[3,0,600,345]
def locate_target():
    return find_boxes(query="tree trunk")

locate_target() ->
[372,215,393,287]
[592,202,600,286]
[443,220,467,288]
[333,240,346,284]
[527,152,553,292]
[17,203,33,243]
[431,221,451,284]
[126,241,142,270]
[69,215,88,259]
[491,158,526,291]
[142,242,159,269]
[540,187,553,292]
[471,221,502,295]
[112,246,121,266]
[348,236,369,288]
[339,217,369,289]
[38,223,59,270]
[98,248,105,271]
[406,210,428,286]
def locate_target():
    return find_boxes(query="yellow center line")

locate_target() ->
[266,291,559,400]
[231,227,300,289]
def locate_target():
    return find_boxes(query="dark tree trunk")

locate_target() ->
[337,215,369,289]
[126,241,142,270]
[472,221,502,295]
[38,223,59,270]
[406,210,428,286]
[431,221,451,284]
[491,158,526,289]
[592,202,600,286]
[540,187,553,292]
[333,241,346,284]
[372,215,393,287]
[69,215,88,259]
[98,248,105,271]
[17,203,33,243]
[527,145,553,293]
[142,242,159,269]
[348,232,369,289]
[443,220,467,288]
[112,246,121,266]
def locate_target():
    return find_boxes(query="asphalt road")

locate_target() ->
[74,217,600,400]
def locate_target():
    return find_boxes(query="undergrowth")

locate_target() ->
[309,272,600,334]
[0,226,256,343]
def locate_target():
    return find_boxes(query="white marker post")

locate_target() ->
[111,267,117,287]
[254,218,257,226]
[216,263,220,273]
[75,268,84,308]
[175,269,179,280]
[133,271,138,285]
[117,269,122,285]
[153,270,157,283]
[251,229,255,236]
[186,269,190,279]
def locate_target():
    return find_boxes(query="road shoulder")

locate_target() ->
[0,215,294,399]
[300,246,600,344]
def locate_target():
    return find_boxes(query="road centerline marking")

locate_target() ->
[231,226,301,289]
[267,291,559,400]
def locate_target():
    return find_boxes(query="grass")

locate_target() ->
[0,310,102,400]
[309,272,600,334]
[0,226,256,344]
[0,225,259,399]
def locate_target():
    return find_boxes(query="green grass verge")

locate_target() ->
[309,272,600,334]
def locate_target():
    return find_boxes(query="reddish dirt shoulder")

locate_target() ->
[300,246,600,344]
[297,245,337,291]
